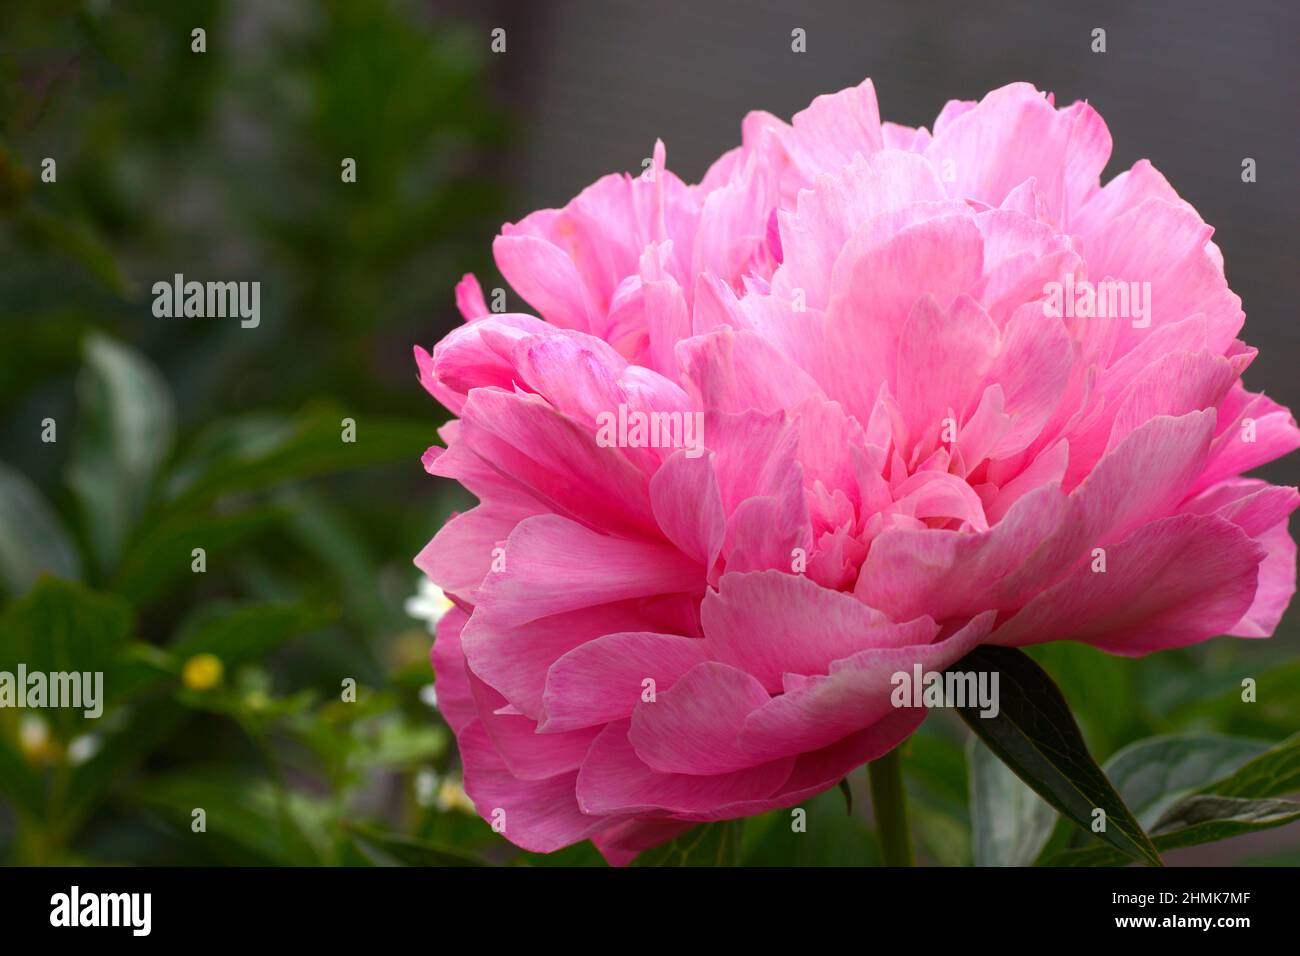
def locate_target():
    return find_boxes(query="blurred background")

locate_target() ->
[0,0,1295,866]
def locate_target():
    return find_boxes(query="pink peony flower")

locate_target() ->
[414,80,1299,864]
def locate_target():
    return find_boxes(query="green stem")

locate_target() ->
[868,747,914,866]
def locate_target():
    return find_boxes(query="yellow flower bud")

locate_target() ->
[182,653,224,691]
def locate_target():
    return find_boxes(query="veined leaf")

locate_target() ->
[1152,795,1300,837]
[950,645,1161,866]
[1046,733,1300,865]
[1192,731,1300,800]
[1103,733,1272,829]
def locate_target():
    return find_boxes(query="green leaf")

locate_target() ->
[1026,641,1139,756]
[0,462,81,595]
[67,333,175,570]
[1047,797,1300,866]
[166,410,431,511]
[968,736,1056,866]
[1045,734,1300,865]
[346,823,488,866]
[129,768,325,865]
[1152,795,1300,837]
[634,819,745,867]
[113,504,282,605]
[741,788,879,867]
[169,601,331,672]
[904,723,970,810]
[904,726,972,866]
[346,716,448,770]
[18,205,130,295]
[1191,731,1300,801]
[0,578,133,739]
[1103,733,1272,829]
[0,733,46,820]
[281,489,400,634]
[950,645,1161,866]
[911,799,971,867]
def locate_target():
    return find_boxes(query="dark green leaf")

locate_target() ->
[18,205,130,295]
[170,601,331,671]
[65,698,186,826]
[1047,797,1300,866]
[0,462,81,595]
[114,504,282,604]
[129,769,325,866]
[950,646,1161,866]
[0,578,133,738]
[0,733,46,820]
[166,411,431,511]
[1026,641,1139,756]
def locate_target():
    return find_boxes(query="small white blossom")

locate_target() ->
[405,578,454,633]
[67,734,102,765]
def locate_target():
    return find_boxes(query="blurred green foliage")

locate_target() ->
[0,0,516,866]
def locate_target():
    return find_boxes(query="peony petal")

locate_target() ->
[492,232,600,332]
[473,513,702,629]
[628,662,774,774]
[649,450,726,570]
[462,600,676,719]
[704,570,939,692]
[540,631,708,733]
[989,514,1263,654]
[430,606,476,737]
[738,612,995,759]
[1228,521,1296,638]
[825,212,984,420]
[576,720,795,816]
[459,720,612,853]
[858,484,1084,621]
[1070,410,1215,544]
